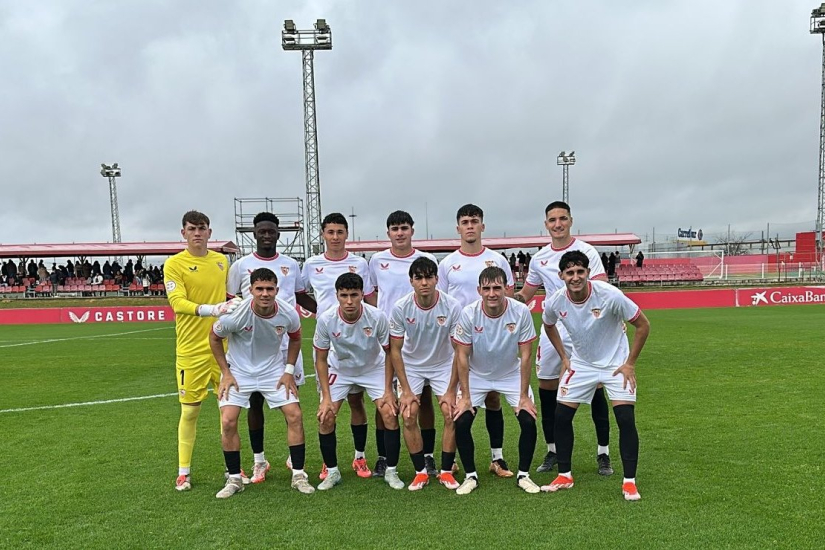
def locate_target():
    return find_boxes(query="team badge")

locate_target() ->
[455,325,464,336]
[380,263,390,270]
[281,266,289,276]
[348,266,357,273]
[389,320,397,330]
[485,261,495,267]
[363,327,373,337]
[166,280,176,292]
[505,323,516,333]
[559,387,568,397]
[217,262,225,271]
[591,308,601,318]
[214,322,223,332]
[436,315,447,326]
[275,326,285,335]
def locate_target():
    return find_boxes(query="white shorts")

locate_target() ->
[404,360,452,397]
[219,372,300,409]
[324,366,386,403]
[536,326,573,380]
[468,370,534,409]
[557,360,637,404]
[281,348,306,386]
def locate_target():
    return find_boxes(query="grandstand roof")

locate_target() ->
[0,241,240,259]
[346,233,641,253]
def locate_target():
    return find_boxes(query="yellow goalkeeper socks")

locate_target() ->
[178,404,201,474]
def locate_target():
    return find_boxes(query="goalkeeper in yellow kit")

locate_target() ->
[164,210,241,491]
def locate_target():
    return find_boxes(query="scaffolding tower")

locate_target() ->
[234,197,306,262]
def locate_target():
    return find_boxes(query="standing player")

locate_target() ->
[369,210,441,477]
[209,268,315,497]
[450,267,539,495]
[515,201,614,475]
[302,213,376,478]
[227,212,317,484]
[541,251,650,500]
[437,204,516,478]
[389,257,463,491]
[313,273,403,490]
[164,210,242,491]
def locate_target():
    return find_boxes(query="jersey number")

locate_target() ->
[564,369,576,384]
[180,370,185,385]
[328,373,337,385]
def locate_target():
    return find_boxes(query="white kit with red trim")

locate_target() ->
[389,290,462,369]
[524,238,606,293]
[227,252,304,304]
[369,248,437,318]
[302,252,374,314]
[436,247,514,308]
[313,303,389,374]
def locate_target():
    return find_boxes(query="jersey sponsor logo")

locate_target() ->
[591,308,601,318]
[406,317,416,324]
[559,311,568,318]
[315,267,324,273]
[188,266,198,272]
[436,315,447,326]
[165,280,176,292]
[380,263,390,270]
[474,326,483,333]
[540,261,548,267]
[217,262,225,271]
[242,325,253,332]
[331,331,341,338]
[348,266,357,273]
[281,266,290,276]
[275,325,285,335]
[68,311,90,323]
[363,326,373,337]
[505,322,516,333]
[451,265,461,271]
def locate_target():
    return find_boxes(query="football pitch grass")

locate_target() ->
[1,306,822,549]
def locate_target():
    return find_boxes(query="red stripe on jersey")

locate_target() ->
[313,344,330,352]
[450,337,472,347]
[457,247,487,258]
[287,330,301,340]
[592,273,608,282]
[389,335,405,340]
[390,248,417,259]
[518,336,538,345]
[628,308,642,323]
[523,281,540,288]
[551,238,577,252]
[252,252,279,261]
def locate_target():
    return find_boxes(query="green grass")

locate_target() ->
[1,307,823,548]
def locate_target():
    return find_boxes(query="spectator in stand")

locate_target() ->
[37,262,49,283]
[601,252,609,273]
[607,252,617,278]
[152,266,163,283]
[92,260,102,277]
[6,260,17,281]
[91,273,104,286]
[111,260,122,275]
[49,266,60,286]
[103,260,113,279]
[635,251,644,268]
[614,251,622,266]
[124,259,135,284]
[517,251,526,273]
[114,270,123,286]
[142,272,151,295]
[1,262,7,280]
[66,260,75,277]
[525,252,532,269]
[509,253,517,272]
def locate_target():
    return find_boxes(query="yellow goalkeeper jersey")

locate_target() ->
[164,249,229,359]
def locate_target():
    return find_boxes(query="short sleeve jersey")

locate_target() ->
[301,252,374,315]
[389,290,462,368]
[313,303,389,374]
[164,249,229,358]
[227,252,304,305]
[542,280,641,368]
[525,238,606,292]
[368,248,437,318]
[436,247,515,308]
[452,298,537,380]
[212,296,301,377]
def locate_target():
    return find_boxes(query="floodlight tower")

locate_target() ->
[557,151,576,204]
[100,163,122,244]
[282,18,332,257]
[811,5,825,266]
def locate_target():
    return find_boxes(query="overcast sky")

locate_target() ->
[0,0,821,251]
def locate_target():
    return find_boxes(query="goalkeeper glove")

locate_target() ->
[197,296,242,317]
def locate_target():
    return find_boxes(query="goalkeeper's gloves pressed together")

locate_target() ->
[196,296,242,317]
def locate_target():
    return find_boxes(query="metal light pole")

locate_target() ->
[348,207,357,241]
[100,162,123,264]
[557,151,576,204]
[282,19,332,258]
[811,5,825,268]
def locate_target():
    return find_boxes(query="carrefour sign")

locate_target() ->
[677,228,703,240]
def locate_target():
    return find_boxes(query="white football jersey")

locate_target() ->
[227,252,305,305]
[301,252,374,314]
[542,280,640,368]
[212,296,301,378]
[369,248,437,318]
[437,247,515,308]
[452,297,536,380]
[524,238,606,293]
[313,303,389,374]
[389,290,462,369]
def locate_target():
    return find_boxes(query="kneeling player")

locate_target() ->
[314,273,403,491]
[209,268,315,498]
[451,266,540,495]
[540,251,650,501]
[389,257,463,490]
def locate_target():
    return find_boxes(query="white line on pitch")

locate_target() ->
[0,374,318,414]
[0,327,172,349]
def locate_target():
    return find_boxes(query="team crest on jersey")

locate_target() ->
[474,326,484,333]
[485,261,495,267]
[332,331,341,338]
[380,263,390,270]
[281,266,289,276]
[406,317,416,324]
[451,265,461,271]
[436,315,447,326]
[348,266,357,273]
[217,262,225,271]
[455,324,464,336]
[363,326,373,337]
[559,387,568,397]
[505,323,516,333]
[275,326,285,335]
[591,308,601,318]
[315,267,324,274]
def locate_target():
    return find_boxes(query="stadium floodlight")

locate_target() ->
[282,18,333,258]
[557,150,576,204]
[100,163,123,263]
[811,4,825,268]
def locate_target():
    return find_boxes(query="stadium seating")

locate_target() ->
[616,263,704,286]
